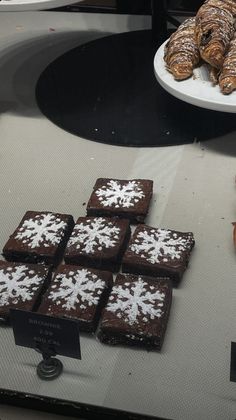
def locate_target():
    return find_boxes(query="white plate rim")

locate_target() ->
[154,39,236,113]
[0,0,80,11]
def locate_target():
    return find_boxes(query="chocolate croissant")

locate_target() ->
[219,34,236,94]
[195,0,235,69]
[164,17,200,80]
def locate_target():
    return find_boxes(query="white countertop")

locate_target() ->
[0,10,235,420]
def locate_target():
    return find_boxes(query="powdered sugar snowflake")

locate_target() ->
[95,180,145,208]
[130,228,192,264]
[15,213,67,249]
[48,268,105,310]
[106,278,165,325]
[0,265,43,306]
[67,218,121,254]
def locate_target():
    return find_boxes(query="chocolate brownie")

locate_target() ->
[2,211,74,266]
[0,260,51,322]
[97,273,172,350]
[64,216,131,272]
[38,264,113,333]
[122,225,195,286]
[86,178,153,223]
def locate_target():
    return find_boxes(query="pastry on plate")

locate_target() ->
[195,0,235,68]
[164,17,200,80]
[219,34,236,94]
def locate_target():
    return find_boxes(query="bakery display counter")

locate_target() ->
[0,10,236,420]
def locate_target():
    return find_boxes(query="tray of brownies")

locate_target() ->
[0,178,195,351]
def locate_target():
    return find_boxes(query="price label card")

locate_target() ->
[230,342,236,382]
[10,309,81,360]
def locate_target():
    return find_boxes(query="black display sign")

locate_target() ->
[230,342,236,382]
[10,309,81,360]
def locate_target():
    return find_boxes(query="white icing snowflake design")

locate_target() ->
[48,268,105,310]
[130,228,191,264]
[0,265,43,306]
[107,278,165,325]
[67,218,120,254]
[95,180,145,208]
[15,213,67,249]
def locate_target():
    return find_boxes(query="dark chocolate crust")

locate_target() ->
[122,225,195,286]
[2,211,75,267]
[0,261,51,322]
[64,217,131,272]
[97,273,172,350]
[86,178,153,223]
[38,264,113,333]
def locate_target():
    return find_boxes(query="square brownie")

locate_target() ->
[122,225,195,286]
[2,211,75,266]
[64,216,131,272]
[97,273,172,350]
[86,178,153,223]
[38,264,113,333]
[0,260,51,322]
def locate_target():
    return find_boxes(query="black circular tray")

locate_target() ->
[36,30,236,147]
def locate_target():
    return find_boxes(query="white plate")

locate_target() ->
[154,39,236,113]
[0,0,79,11]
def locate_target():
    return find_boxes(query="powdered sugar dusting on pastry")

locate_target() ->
[0,265,43,306]
[15,213,67,248]
[106,277,165,325]
[130,228,193,264]
[67,218,121,254]
[47,268,105,311]
[95,180,145,208]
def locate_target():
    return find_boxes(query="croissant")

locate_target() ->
[219,34,236,93]
[195,0,235,69]
[164,17,200,80]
